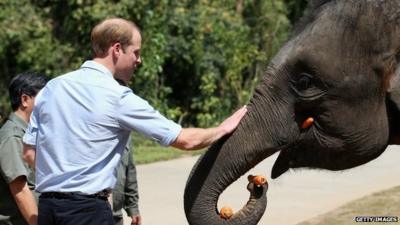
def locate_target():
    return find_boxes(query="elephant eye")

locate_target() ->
[291,72,326,100]
[297,73,312,91]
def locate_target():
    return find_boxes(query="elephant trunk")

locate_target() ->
[184,81,296,225]
[183,136,270,225]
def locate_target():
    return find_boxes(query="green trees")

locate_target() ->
[0,0,306,126]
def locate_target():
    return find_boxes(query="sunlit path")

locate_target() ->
[124,146,400,225]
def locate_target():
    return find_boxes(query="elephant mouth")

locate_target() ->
[270,132,324,179]
[271,146,295,179]
[270,136,389,179]
[271,135,349,179]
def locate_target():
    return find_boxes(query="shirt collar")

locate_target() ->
[9,112,28,131]
[80,60,114,78]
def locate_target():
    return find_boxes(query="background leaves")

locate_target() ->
[0,0,307,126]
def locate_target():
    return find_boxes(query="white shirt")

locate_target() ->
[23,60,181,194]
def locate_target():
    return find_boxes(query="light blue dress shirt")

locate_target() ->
[23,61,182,194]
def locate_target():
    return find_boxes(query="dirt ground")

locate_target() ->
[123,145,400,225]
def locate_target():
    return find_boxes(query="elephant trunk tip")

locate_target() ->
[216,177,269,224]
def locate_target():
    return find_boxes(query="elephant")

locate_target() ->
[184,0,400,224]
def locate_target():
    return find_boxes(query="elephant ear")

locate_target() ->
[387,55,400,144]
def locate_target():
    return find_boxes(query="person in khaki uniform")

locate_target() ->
[0,72,47,225]
[112,139,140,225]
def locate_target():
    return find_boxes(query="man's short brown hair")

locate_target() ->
[91,18,139,57]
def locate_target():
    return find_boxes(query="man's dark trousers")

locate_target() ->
[38,193,114,225]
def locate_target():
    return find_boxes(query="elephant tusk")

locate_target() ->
[301,117,314,129]
[220,206,234,219]
[248,175,267,186]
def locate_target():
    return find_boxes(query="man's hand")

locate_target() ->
[171,106,247,150]
[131,215,141,225]
[217,105,247,135]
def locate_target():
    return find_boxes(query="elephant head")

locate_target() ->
[184,0,400,224]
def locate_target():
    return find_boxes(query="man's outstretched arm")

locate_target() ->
[171,106,247,150]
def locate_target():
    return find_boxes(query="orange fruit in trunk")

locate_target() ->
[220,206,233,219]
[248,175,267,186]
[253,175,267,186]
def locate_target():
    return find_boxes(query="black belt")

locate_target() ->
[40,190,110,200]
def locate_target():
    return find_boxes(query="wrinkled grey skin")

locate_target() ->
[184,1,400,225]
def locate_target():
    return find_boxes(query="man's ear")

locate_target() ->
[112,43,122,56]
[20,94,29,108]
[387,60,400,144]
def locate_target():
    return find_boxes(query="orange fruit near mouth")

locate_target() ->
[301,117,314,129]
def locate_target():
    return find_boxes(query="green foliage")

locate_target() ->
[0,0,304,127]
[0,0,75,118]
[137,0,292,126]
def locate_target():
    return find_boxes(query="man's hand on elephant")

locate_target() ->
[131,214,141,225]
[171,106,247,150]
[218,105,247,135]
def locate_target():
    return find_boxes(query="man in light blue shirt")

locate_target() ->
[22,18,247,225]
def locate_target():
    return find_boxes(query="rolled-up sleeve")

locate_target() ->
[116,90,181,146]
[0,137,29,183]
